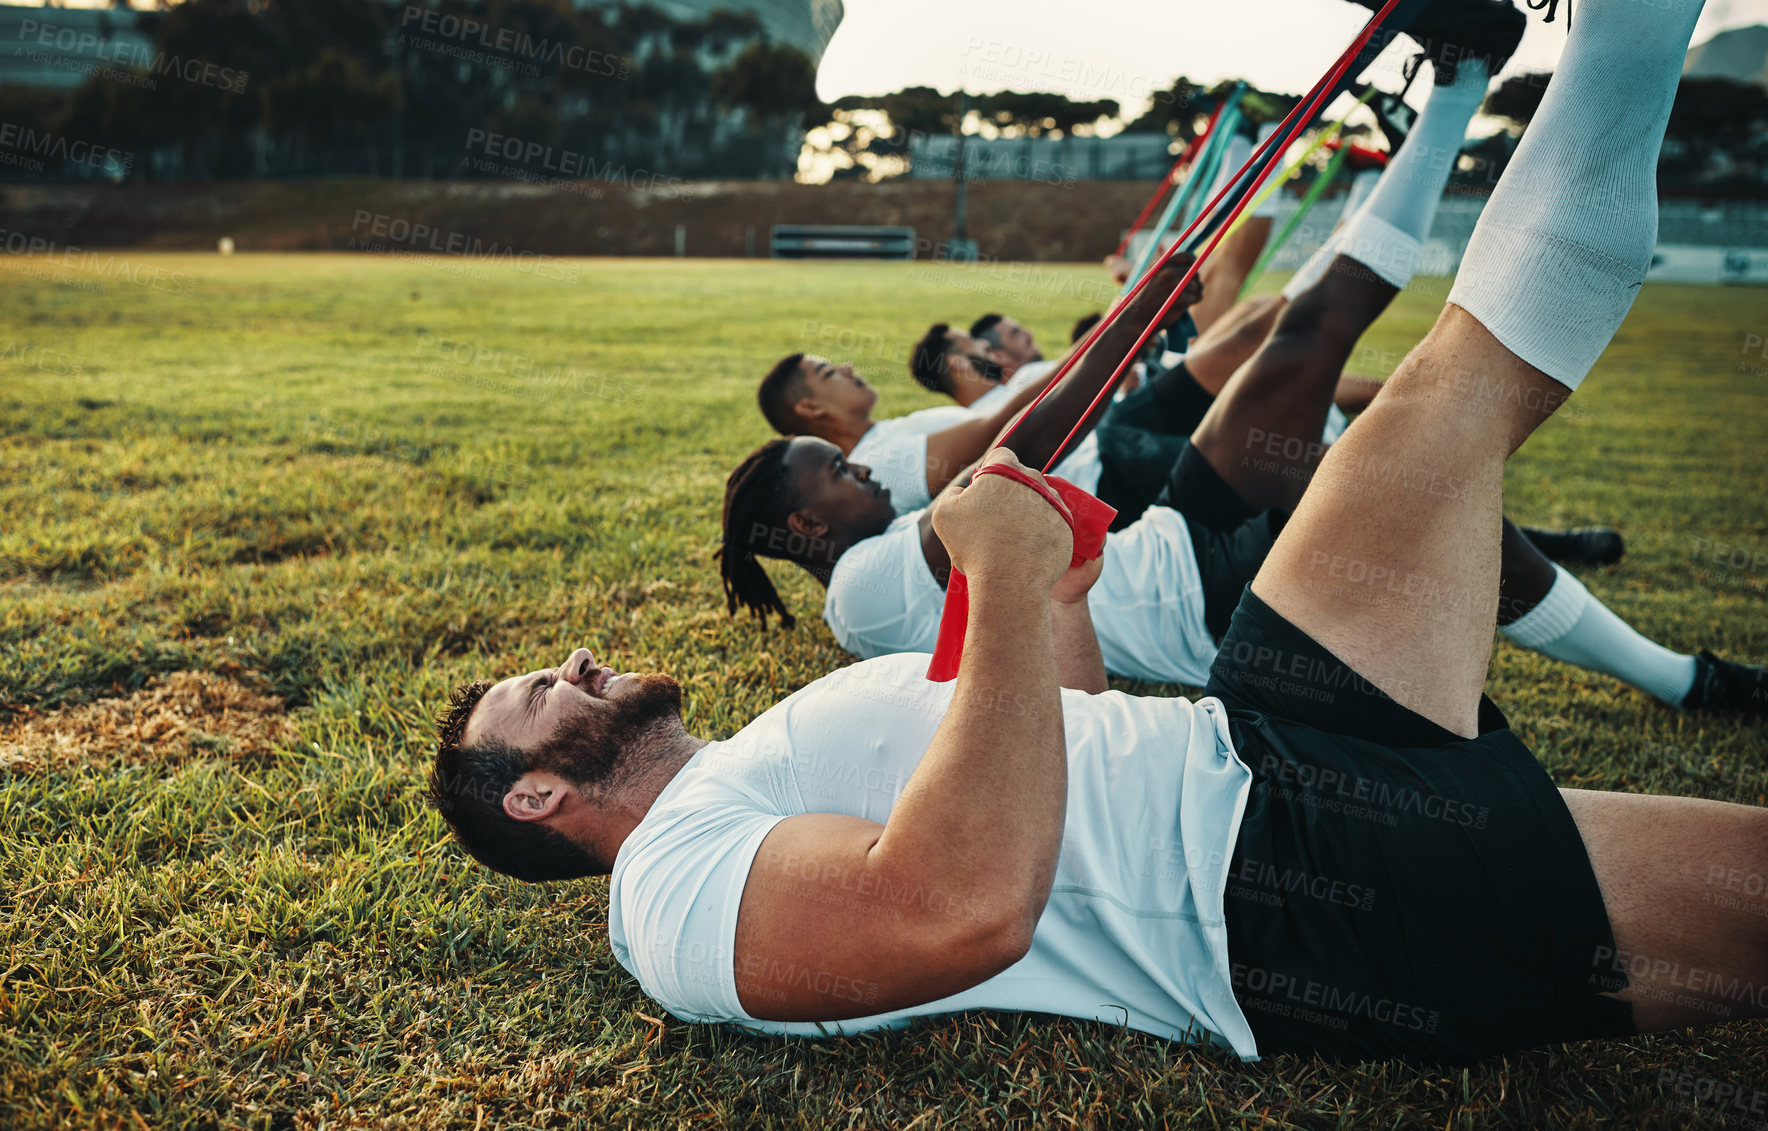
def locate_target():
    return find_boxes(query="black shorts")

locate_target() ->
[1095,361,1216,530]
[1145,435,1285,643]
[1157,438,1259,533]
[1205,588,1634,1065]
[1185,511,1283,645]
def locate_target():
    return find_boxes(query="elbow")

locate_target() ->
[959,897,1042,979]
[992,914,1038,970]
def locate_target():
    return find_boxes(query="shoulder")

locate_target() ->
[826,517,930,628]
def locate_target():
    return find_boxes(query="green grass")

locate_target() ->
[2,252,1765,1129]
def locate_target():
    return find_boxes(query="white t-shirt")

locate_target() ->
[607,652,1257,1057]
[968,358,1060,416]
[824,506,1216,686]
[848,405,975,515]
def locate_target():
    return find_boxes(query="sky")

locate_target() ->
[817,0,1768,123]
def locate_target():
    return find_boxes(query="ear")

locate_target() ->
[793,396,827,422]
[503,772,569,823]
[786,510,829,540]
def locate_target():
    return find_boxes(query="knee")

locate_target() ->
[1269,297,1361,356]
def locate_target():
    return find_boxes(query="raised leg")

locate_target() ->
[1249,0,1708,735]
[1188,258,1397,513]
[1251,306,1564,735]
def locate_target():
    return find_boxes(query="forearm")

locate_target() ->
[870,583,1066,928]
[1001,291,1175,473]
[1051,599,1108,694]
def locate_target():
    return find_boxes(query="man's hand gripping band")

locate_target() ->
[926,463,1117,683]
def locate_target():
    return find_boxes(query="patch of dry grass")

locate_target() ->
[0,671,294,772]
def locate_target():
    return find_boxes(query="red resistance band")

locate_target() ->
[1322,136,1390,170]
[925,465,1117,683]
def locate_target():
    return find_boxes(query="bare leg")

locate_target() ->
[1249,304,1568,736]
[1562,789,1768,1030]
[1182,293,1286,394]
[1193,216,1274,334]
[1189,256,1398,513]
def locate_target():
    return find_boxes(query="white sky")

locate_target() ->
[818,0,1768,123]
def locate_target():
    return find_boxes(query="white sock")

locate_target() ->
[1280,169,1383,300]
[1359,59,1488,244]
[1500,564,1698,706]
[1341,168,1382,219]
[1331,59,1490,290]
[1281,227,1346,300]
[1448,0,1708,391]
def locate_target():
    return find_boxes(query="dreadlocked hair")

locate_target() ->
[909,322,955,394]
[718,438,801,629]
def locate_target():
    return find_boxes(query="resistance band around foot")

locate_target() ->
[927,0,1421,681]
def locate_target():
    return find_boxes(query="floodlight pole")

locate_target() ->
[954,89,968,244]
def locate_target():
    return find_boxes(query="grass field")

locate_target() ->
[2,251,1765,1129]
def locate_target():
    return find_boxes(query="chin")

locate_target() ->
[612,671,682,707]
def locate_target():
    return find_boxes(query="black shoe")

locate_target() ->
[1519,525,1626,567]
[1681,651,1768,719]
[1349,80,1417,153]
[1341,0,1526,85]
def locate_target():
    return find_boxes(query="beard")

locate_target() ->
[973,356,1007,385]
[529,673,684,790]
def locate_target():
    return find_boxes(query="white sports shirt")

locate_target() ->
[607,652,1258,1057]
[824,507,1216,686]
[847,405,975,515]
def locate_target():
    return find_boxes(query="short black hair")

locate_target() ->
[1070,311,1103,344]
[718,438,803,628]
[969,313,1005,345]
[909,322,956,394]
[427,681,601,882]
[758,353,807,435]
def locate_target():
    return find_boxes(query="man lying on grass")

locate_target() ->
[430,0,1765,1063]
[721,33,1768,718]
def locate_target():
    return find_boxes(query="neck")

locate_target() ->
[576,726,709,869]
[809,414,872,454]
[948,379,994,408]
[792,536,854,588]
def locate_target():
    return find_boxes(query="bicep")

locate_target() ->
[732,812,1006,1021]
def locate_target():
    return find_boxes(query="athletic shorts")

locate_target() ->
[1157,438,1259,533]
[1095,361,1216,530]
[1145,436,1286,643]
[1205,587,1635,1065]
